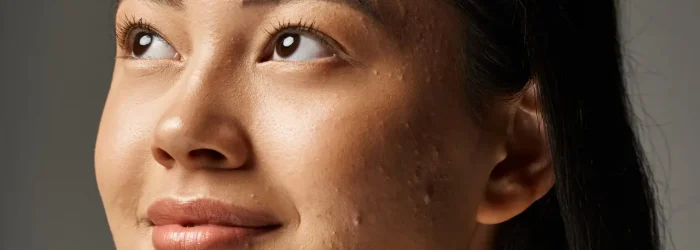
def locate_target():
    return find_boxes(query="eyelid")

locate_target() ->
[115,16,178,60]
[260,22,350,62]
[120,31,176,61]
[280,27,346,54]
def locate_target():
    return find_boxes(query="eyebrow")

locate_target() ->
[116,0,185,10]
[242,0,380,21]
[116,0,380,21]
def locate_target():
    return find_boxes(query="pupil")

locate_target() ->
[132,32,153,56]
[276,34,300,58]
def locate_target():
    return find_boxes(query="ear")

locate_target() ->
[476,83,555,225]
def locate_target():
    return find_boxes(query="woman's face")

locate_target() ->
[95,0,520,249]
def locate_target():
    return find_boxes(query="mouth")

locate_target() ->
[147,198,282,250]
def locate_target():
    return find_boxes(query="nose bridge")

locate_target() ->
[151,57,250,170]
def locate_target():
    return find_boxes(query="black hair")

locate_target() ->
[454,0,661,249]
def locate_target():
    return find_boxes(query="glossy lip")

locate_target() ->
[147,198,281,250]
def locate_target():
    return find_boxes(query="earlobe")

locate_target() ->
[476,84,555,225]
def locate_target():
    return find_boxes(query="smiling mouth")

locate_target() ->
[146,198,282,250]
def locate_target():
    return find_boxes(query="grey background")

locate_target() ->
[0,0,696,249]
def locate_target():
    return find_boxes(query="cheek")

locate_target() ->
[251,73,489,247]
[94,84,157,238]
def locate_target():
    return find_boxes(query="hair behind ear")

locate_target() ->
[456,0,662,250]
[504,1,660,250]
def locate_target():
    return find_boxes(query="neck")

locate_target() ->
[468,223,496,250]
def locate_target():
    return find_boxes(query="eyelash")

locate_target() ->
[115,15,160,51]
[260,19,340,60]
[265,19,328,45]
[114,17,342,58]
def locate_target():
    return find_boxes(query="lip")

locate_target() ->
[147,198,281,250]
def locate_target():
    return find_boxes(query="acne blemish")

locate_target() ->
[423,182,436,205]
[431,146,440,161]
[352,214,362,227]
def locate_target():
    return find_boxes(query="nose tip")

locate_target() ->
[151,116,250,170]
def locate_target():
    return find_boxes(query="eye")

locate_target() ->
[271,33,334,62]
[128,31,178,60]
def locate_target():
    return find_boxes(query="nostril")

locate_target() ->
[189,149,226,162]
[153,148,175,168]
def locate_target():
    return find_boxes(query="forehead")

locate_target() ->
[115,0,459,24]
[117,0,463,44]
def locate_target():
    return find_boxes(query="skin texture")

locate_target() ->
[95,0,554,249]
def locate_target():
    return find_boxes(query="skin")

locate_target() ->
[95,0,554,249]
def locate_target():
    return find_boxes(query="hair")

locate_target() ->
[453,0,661,250]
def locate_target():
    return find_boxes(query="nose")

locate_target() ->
[151,93,251,171]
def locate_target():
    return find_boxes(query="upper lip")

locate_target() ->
[146,198,281,228]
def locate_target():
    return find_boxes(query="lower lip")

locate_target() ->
[152,224,269,250]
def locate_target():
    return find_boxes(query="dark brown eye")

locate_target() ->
[275,34,301,58]
[271,33,332,61]
[132,32,154,57]
[127,31,177,59]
